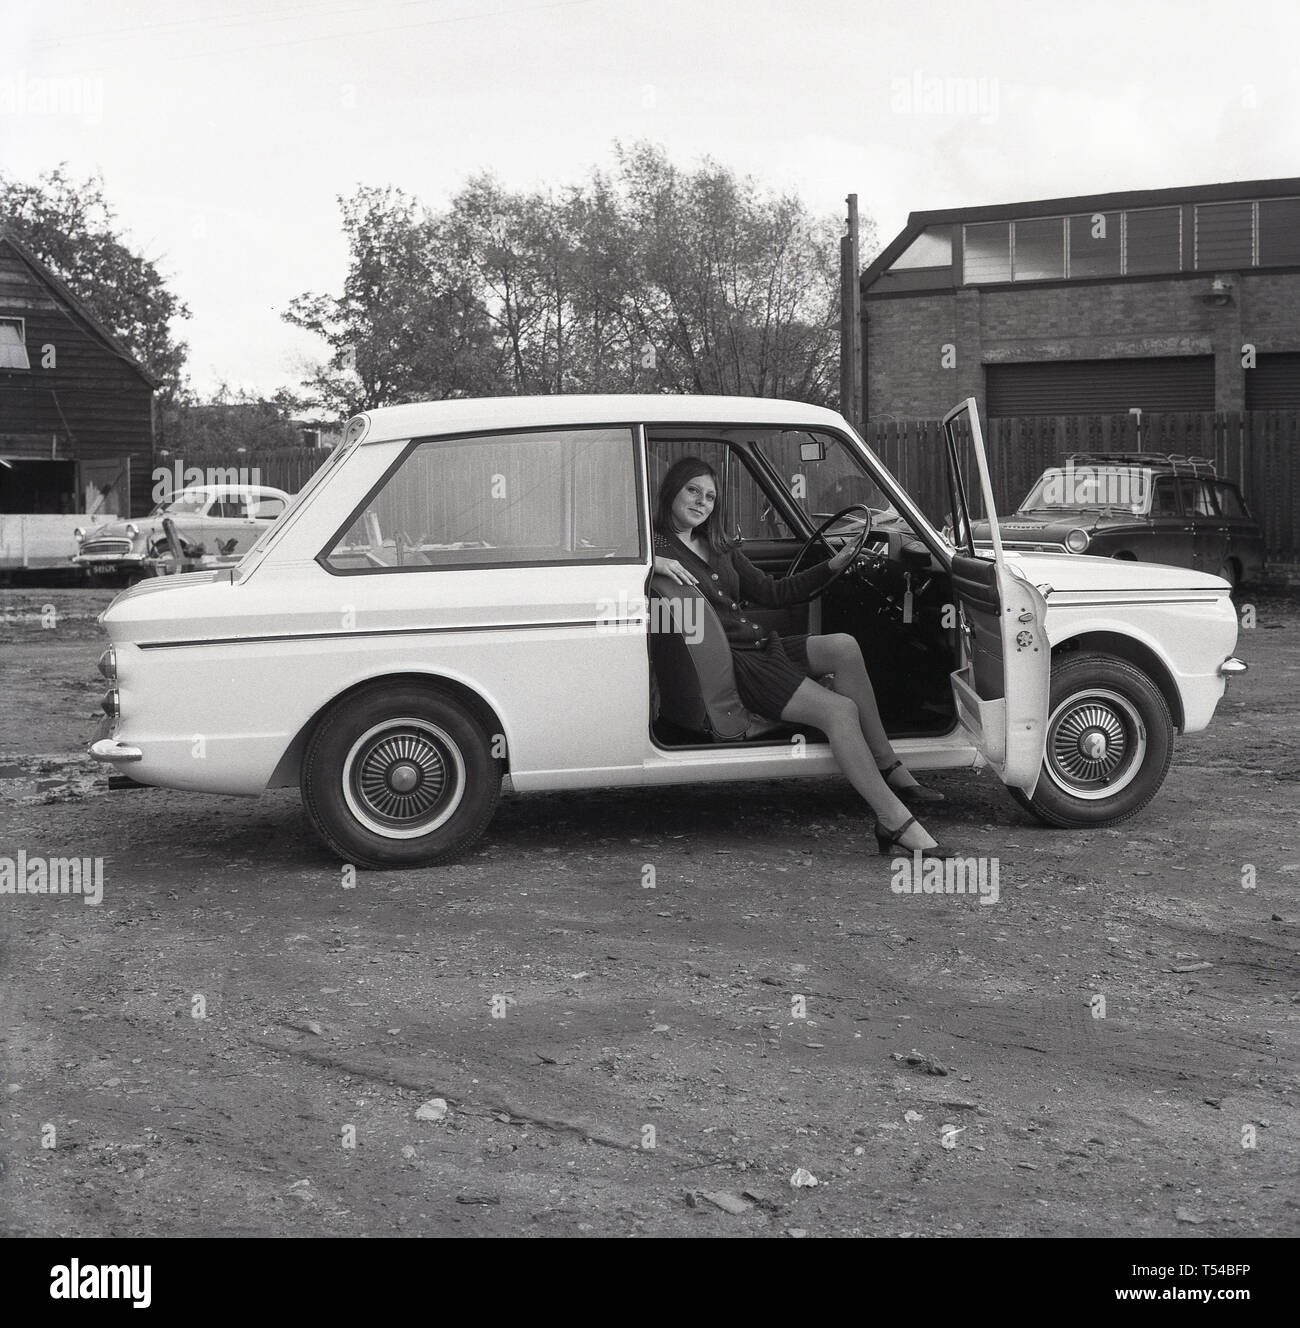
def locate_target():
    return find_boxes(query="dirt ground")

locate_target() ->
[0,586,1296,1239]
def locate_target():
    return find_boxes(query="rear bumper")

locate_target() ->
[1218,656,1248,677]
[89,738,143,764]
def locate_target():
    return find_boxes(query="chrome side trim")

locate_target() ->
[135,617,645,650]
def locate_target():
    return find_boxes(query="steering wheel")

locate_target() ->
[786,503,873,596]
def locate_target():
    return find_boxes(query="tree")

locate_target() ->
[609,143,850,404]
[283,186,497,416]
[0,165,190,402]
[160,384,309,459]
[287,144,872,409]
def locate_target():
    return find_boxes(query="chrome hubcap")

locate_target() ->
[342,719,465,839]
[1045,688,1146,800]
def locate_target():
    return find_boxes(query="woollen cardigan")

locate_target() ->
[652,531,836,649]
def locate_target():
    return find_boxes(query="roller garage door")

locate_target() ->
[1245,353,1300,409]
[986,356,1215,416]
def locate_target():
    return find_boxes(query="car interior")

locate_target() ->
[644,426,961,750]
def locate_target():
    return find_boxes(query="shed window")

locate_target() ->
[1258,198,1300,267]
[0,317,31,370]
[962,222,1011,283]
[1124,208,1182,275]
[1068,212,1121,277]
[1012,217,1065,280]
[1195,201,1254,269]
[890,226,953,270]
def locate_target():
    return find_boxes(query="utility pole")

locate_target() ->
[840,193,863,428]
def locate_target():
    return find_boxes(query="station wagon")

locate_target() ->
[971,454,1265,589]
[89,396,1246,868]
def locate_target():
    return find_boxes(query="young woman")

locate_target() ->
[653,457,953,860]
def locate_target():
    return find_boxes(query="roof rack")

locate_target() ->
[1064,452,1218,477]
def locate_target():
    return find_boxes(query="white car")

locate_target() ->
[73,484,291,580]
[89,396,1246,868]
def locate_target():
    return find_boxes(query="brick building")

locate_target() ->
[860,178,1300,423]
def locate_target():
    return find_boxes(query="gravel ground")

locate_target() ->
[1,587,1297,1237]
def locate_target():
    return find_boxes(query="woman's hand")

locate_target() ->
[654,554,699,587]
[827,542,857,572]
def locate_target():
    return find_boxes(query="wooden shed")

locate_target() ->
[0,230,158,565]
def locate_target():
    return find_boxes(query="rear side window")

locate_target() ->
[1178,478,1216,517]
[1215,483,1247,517]
[323,427,641,572]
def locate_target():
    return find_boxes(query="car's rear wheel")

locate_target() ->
[301,685,501,868]
[1011,653,1173,828]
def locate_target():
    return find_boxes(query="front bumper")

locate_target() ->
[1218,657,1248,677]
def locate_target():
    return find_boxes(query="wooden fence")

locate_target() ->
[199,411,1300,565]
[213,447,333,495]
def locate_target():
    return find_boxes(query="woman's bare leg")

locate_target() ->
[779,678,939,851]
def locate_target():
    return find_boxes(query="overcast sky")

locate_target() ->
[5,0,1298,398]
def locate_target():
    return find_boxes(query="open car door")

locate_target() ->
[942,399,1050,794]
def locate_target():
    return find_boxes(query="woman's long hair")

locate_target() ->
[655,457,730,556]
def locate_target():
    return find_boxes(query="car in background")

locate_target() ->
[970,453,1264,590]
[72,484,292,582]
[87,397,1247,869]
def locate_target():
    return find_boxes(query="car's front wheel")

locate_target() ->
[1011,653,1174,828]
[301,685,501,868]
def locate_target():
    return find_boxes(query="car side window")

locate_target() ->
[1215,483,1246,517]
[1151,476,1180,517]
[253,498,285,520]
[323,427,641,571]
[727,454,793,541]
[1178,478,1215,517]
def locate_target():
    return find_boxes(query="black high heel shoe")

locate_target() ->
[874,814,957,861]
[879,758,944,805]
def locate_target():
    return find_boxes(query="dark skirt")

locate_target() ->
[731,633,814,720]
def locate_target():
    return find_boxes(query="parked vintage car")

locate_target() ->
[89,396,1247,868]
[970,453,1265,589]
[72,483,291,581]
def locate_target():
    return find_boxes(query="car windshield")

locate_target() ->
[1019,466,1150,515]
[749,429,892,533]
[149,491,210,515]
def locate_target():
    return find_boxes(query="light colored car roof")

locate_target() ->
[354,394,849,443]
